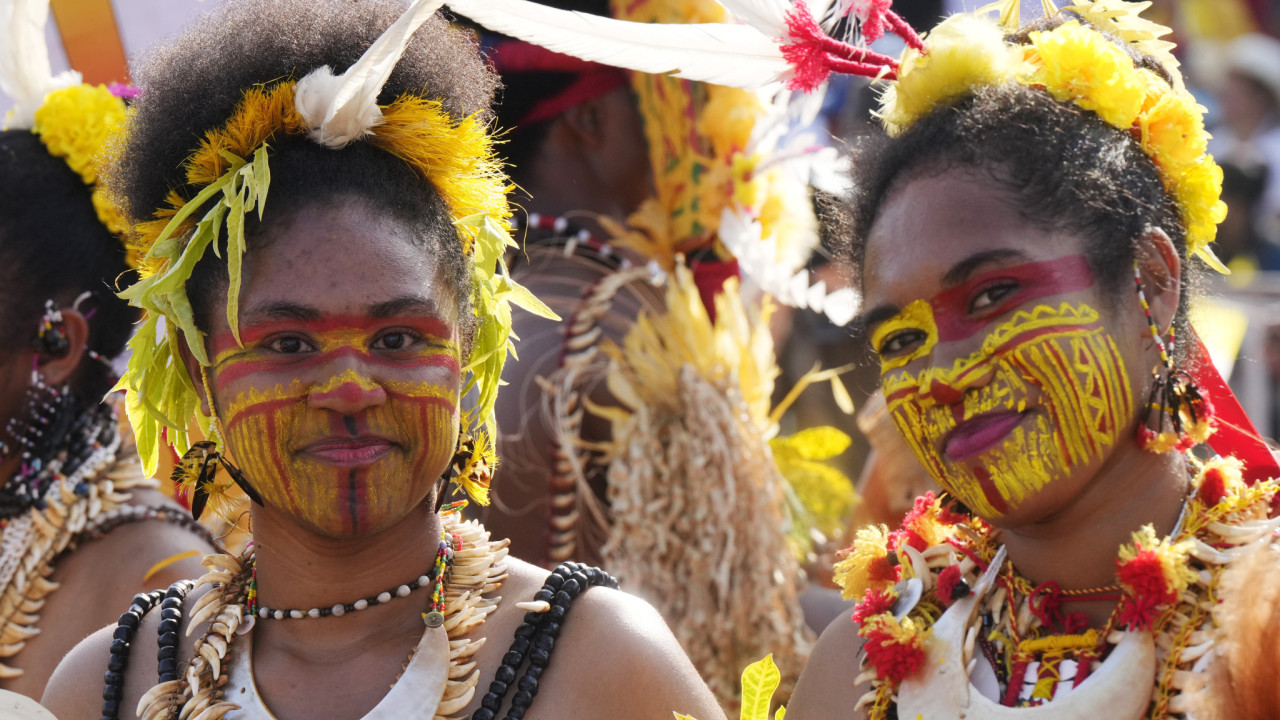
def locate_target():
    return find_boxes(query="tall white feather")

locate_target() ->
[0,0,80,129]
[293,0,446,148]
[445,0,789,90]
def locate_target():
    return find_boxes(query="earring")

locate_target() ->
[1,361,75,463]
[35,300,70,358]
[1133,265,1214,453]
[172,441,264,520]
[434,430,494,513]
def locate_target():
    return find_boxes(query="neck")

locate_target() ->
[248,505,444,656]
[998,442,1190,628]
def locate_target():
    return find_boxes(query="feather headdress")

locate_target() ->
[447,0,921,92]
[115,0,556,504]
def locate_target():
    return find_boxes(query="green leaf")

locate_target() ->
[739,654,781,720]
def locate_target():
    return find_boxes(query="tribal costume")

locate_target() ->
[87,2,639,718]
[484,1,864,705]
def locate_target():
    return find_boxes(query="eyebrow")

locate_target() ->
[368,295,442,319]
[240,302,322,325]
[940,248,1028,287]
[856,304,903,336]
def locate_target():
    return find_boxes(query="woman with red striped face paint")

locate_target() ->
[39,2,724,719]
[784,3,1280,719]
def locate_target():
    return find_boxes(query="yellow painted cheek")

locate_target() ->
[879,303,1135,519]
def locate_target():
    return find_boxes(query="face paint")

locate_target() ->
[211,315,460,536]
[870,256,1133,518]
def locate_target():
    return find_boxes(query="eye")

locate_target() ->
[878,329,926,356]
[374,331,410,350]
[969,281,1018,313]
[266,336,314,354]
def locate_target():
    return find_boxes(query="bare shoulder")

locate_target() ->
[44,577,212,720]
[494,558,725,720]
[787,612,867,720]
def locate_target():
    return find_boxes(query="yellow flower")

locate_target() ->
[1138,86,1207,172]
[833,524,894,600]
[1026,21,1145,129]
[1173,154,1229,269]
[880,13,1023,134]
[31,85,126,185]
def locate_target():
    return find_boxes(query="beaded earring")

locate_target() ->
[1133,264,1214,453]
[1,300,77,463]
[434,430,494,513]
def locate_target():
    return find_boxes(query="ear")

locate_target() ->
[556,94,607,149]
[1134,226,1181,338]
[36,309,89,387]
[174,332,214,417]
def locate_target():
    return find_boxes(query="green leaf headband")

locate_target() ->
[114,1,557,489]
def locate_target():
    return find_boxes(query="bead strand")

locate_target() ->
[248,539,451,620]
[101,589,165,720]
[473,562,619,720]
[157,580,197,684]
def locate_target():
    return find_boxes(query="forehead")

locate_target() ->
[235,199,457,323]
[863,168,1086,305]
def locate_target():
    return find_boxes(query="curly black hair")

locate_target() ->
[0,131,136,412]
[840,14,1202,359]
[107,0,501,345]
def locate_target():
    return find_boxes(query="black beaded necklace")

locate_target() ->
[472,561,619,720]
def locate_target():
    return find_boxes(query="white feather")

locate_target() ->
[294,0,446,147]
[446,0,789,90]
[717,0,835,36]
[0,0,80,130]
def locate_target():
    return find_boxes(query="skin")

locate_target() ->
[0,302,209,700]
[43,196,724,720]
[788,167,1190,719]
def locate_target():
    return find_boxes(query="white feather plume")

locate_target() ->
[0,0,80,130]
[294,0,446,148]
[446,0,789,90]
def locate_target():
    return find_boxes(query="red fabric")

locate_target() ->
[1188,332,1280,487]
[689,258,740,322]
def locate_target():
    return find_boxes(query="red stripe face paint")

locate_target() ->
[211,315,461,537]
[868,256,1133,520]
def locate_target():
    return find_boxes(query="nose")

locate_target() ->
[308,367,387,415]
[915,351,997,409]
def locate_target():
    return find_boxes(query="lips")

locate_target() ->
[301,436,397,467]
[942,411,1026,461]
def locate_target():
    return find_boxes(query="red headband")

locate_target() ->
[490,40,631,126]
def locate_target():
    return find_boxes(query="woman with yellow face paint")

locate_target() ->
[40,2,725,719]
[782,2,1280,719]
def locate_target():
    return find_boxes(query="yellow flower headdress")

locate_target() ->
[1,0,133,262]
[879,0,1229,273]
[113,0,556,503]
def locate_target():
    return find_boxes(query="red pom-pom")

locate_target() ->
[852,587,897,625]
[868,554,899,584]
[1199,467,1228,507]
[936,564,964,605]
[1115,549,1179,631]
[862,622,927,683]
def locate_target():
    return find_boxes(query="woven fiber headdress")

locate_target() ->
[113,0,556,500]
